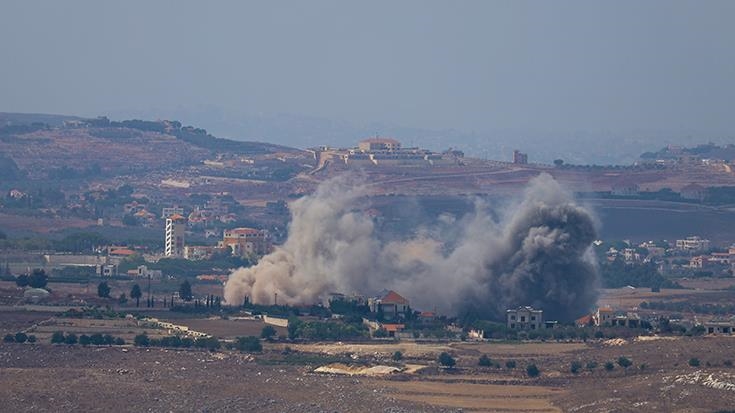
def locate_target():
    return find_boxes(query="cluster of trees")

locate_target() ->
[50,331,124,346]
[641,300,735,316]
[599,259,681,289]
[286,317,367,341]
[133,333,221,351]
[4,332,37,343]
[14,269,48,288]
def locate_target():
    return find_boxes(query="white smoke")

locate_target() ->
[224,173,599,321]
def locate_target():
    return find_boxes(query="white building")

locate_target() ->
[675,236,710,252]
[165,214,186,257]
[506,306,543,330]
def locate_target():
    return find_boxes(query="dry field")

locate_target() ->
[3,307,735,412]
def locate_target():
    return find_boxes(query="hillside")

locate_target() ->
[0,114,309,182]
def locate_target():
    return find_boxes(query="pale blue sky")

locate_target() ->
[1,1,733,145]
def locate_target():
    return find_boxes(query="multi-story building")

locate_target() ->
[219,227,271,257]
[506,306,543,330]
[512,150,528,164]
[675,236,710,252]
[161,206,184,219]
[164,214,186,257]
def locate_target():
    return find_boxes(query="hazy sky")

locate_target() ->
[1,1,733,137]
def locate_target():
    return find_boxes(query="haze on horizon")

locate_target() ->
[1,1,734,161]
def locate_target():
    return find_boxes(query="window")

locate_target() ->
[531,324,535,329]
[510,323,515,329]
[511,315,516,320]
[521,316,526,322]
[531,316,536,321]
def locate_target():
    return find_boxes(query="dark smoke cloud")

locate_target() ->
[224,173,598,321]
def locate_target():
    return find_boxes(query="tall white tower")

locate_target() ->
[165,214,186,257]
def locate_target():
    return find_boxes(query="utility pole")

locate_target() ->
[274,292,277,306]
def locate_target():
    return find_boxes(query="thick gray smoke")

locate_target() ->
[224,173,598,321]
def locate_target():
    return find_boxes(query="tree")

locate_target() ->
[261,325,277,340]
[505,360,517,369]
[118,293,128,305]
[97,281,111,298]
[14,332,27,343]
[130,284,142,307]
[28,269,48,288]
[570,361,582,374]
[134,334,150,347]
[15,274,29,287]
[64,333,78,345]
[604,361,615,371]
[179,280,193,301]
[689,358,700,367]
[27,335,36,343]
[79,334,91,346]
[553,159,564,167]
[287,317,302,340]
[479,355,492,367]
[393,351,403,361]
[617,356,632,371]
[3,334,14,342]
[438,352,456,368]
[526,364,540,377]
[236,336,262,352]
[51,331,65,344]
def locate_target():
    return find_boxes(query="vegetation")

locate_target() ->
[97,281,111,298]
[599,260,680,289]
[604,361,615,371]
[570,361,582,374]
[179,280,193,301]
[689,358,701,367]
[478,354,492,367]
[260,325,277,340]
[617,356,632,370]
[438,352,456,368]
[505,360,517,369]
[526,364,540,377]
[235,336,262,352]
[392,351,403,361]
[130,284,142,307]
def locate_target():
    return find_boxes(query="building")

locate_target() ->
[369,290,410,320]
[704,317,735,335]
[164,214,186,257]
[136,265,162,279]
[184,245,221,261]
[219,227,271,257]
[512,150,528,164]
[358,137,401,152]
[676,236,710,252]
[506,306,543,330]
[593,307,614,326]
[161,206,184,219]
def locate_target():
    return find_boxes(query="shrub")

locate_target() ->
[617,357,632,369]
[505,360,517,369]
[134,334,150,347]
[79,335,91,346]
[27,335,36,343]
[604,361,615,371]
[438,352,456,368]
[594,331,604,339]
[3,334,14,343]
[689,358,700,367]
[261,325,277,340]
[570,361,582,374]
[65,333,78,345]
[14,332,28,343]
[526,364,540,377]
[236,336,262,352]
[724,360,733,367]
[392,351,403,361]
[114,337,125,346]
[90,333,105,345]
[639,363,647,370]
[478,355,492,367]
[51,331,65,344]
[586,361,598,371]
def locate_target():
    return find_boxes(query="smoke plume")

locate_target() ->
[224,173,598,321]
